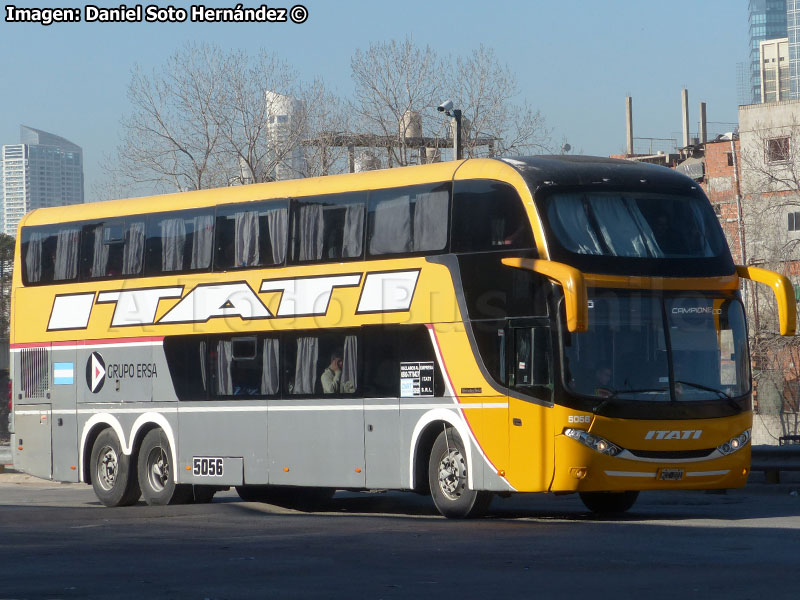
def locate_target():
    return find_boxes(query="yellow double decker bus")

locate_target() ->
[9,156,794,517]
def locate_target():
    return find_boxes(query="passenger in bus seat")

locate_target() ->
[321,349,354,393]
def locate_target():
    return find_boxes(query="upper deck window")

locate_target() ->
[544,192,728,259]
[215,201,288,270]
[80,219,146,279]
[367,183,450,256]
[145,209,214,275]
[452,180,534,253]
[21,225,80,284]
[290,192,366,263]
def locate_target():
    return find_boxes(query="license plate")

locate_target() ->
[659,468,684,481]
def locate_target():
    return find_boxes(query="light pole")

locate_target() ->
[437,100,463,160]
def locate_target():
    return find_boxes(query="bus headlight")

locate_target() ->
[717,429,751,456]
[564,428,622,456]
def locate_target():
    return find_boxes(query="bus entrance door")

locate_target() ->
[507,322,555,492]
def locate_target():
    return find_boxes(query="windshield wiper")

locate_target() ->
[674,380,741,413]
[592,388,669,415]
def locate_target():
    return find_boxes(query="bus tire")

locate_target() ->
[90,428,141,507]
[137,429,191,506]
[579,491,639,514]
[428,427,492,518]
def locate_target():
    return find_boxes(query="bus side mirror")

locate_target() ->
[736,265,797,336]
[501,257,588,333]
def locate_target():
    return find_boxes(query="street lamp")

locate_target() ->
[437,100,462,160]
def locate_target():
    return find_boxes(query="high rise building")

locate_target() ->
[788,0,800,97]
[265,91,306,181]
[0,126,84,237]
[760,37,791,101]
[749,0,788,104]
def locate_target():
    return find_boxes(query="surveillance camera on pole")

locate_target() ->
[436,100,462,160]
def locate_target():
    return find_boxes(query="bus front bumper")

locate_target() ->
[550,434,751,493]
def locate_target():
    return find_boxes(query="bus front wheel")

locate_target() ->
[90,428,141,507]
[579,491,639,514]
[137,429,192,506]
[428,427,492,518]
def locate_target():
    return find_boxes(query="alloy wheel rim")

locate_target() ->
[438,448,467,500]
[97,445,119,491]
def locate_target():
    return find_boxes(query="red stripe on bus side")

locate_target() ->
[425,323,503,478]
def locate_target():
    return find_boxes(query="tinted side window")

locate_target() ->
[452,180,534,253]
[283,331,359,395]
[146,210,214,275]
[80,219,145,279]
[20,224,79,285]
[367,183,450,256]
[458,253,547,319]
[210,335,280,397]
[214,201,288,270]
[164,336,209,401]
[290,192,366,263]
[361,325,445,397]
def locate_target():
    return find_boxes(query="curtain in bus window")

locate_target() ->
[371,196,411,254]
[199,340,207,392]
[549,195,603,254]
[25,231,44,283]
[216,340,233,396]
[261,338,280,395]
[191,214,214,270]
[90,224,109,278]
[234,210,260,267]
[161,218,186,271]
[591,196,654,258]
[123,221,145,275]
[54,228,79,280]
[413,190,448,251]
[267,208,287,264]
[341,335,358,393]
[298,204,324,261]
[342,204,364,258]
[293,336,319,394]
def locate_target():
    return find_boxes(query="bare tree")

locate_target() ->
[446,45,551,157]
[349,38,551,165]
[104,43,349,195]
[737,116,800,437]
[297,79,353,177]
[350,37,445,167]
[110,43,232,193]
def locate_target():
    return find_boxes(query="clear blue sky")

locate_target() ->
[1,0,747,201]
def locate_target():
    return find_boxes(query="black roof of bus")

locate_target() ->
[499,155,699,194]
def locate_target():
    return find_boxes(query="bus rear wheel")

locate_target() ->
[428,427,492,518]
[579,491,639,514]
[90,428,141,507]
[137,429,192,506]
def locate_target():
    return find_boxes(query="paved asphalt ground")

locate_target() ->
[1,466,799,600]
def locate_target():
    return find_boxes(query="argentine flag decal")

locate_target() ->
[53,362,75,385]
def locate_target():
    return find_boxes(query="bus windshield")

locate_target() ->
[544,191,728,259]
[562,293,750,403]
